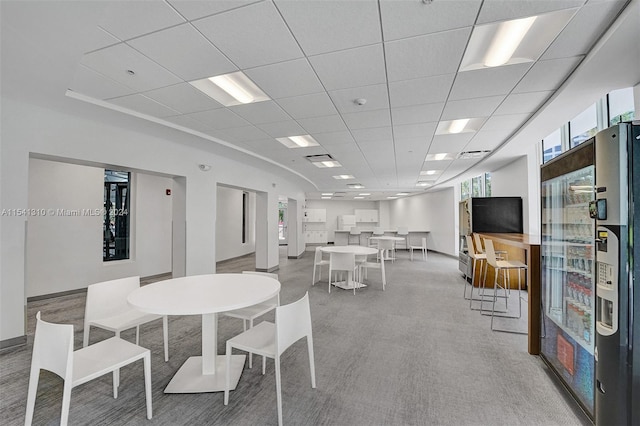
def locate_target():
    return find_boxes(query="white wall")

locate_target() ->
[0,97,309,342]
[25,158,175,297]
[216,186,256,262]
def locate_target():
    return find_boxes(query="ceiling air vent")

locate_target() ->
[457,150,491,159]
[305,154,341,168]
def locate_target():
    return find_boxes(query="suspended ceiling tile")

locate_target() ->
[541,1,628,60]
[380,0,481,41]
[513,56,584,93]
[163,114,215,134]
[193,1,303,69]
[342,109,391,130]
[388,74,455,108]
[188,108,251,130]
[462,128,514,152]
[80,43,182,92]
[69,64,136,100]
[229,101,292,125]
[351,126,393,143]
[127,24,237,81]
[429,133,475,153]
[143,83,223,114]
[212,125,271,143]
[385,28,471,82]
[275,93,338,120]
[423,159,455,170]
[274,0,381,56]
[297,115,348,134]
[168,0,260,21]
[256,120,306,138]
[328,84,389,114]
[107,94,180,118]
[394,137,431,157]
[476,0,584,25]
[393,122,437,141]
[308,44,386,91]
[481,113,531,132]
[99,1,185,41]
[441,96,506,120]
[245,58,324,100]
[391,103,445,126]
[324,141,361,154]
[313,131,356,147]
[449,63,531,101]
[494,91,553,116]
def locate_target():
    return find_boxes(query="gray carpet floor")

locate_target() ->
[1,247,591,425]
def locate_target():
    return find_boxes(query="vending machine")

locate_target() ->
[540,122,640,424]
[593,122,640,426]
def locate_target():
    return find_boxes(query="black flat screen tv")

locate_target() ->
[471,197,523,233]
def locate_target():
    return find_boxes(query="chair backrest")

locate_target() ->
[473,233,485,253]
[349,227,361,236]
[85,276,140,323]
[275,292,312,356]
[313,246,324,264]
[378,239,395,250]
[242,271,279,280]
[483,238,499,268]
[373,227,384,236]
[465,235,477,257]
[397,227,408,236]
[329,252,356,271]
[31,312,74,381]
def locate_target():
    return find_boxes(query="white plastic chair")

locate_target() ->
[396,227,409,250]
[410,237,427,261]
[312,247,330,285]
[378,238,396,263]
[359,248,387,291]
[348,227,361,245]
[367,227,384,247]
[224,292,316,426]
[83,276,169,362]
[25,312,152,426]
[465,235,487,304]
[223,271,280,368]
[328,252,358,294]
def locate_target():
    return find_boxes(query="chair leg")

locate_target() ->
[163,315,169,362]
[135,325,140,345]
[24,367,40,426]
[275,357,283,426]
[307,336,316,388]
[60,380,73,426]
[224,342,231,405]
[143,352,153,419]
[248,318,254,369]
[262,356,267,375]
[312,266,316,286]
[82,324,90,347]
[381,258,386,291]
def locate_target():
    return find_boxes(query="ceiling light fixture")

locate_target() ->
[359,193,371,196]
[416,181,432,187]
[190,71,269,106]
[333,175,354,180]
[278,135,319,149]
[347,183,364,189]
[434,153,448,161]
[387,196,398,199]
[321,193,333,196]
[321,196,332,199]
[354,196,365,199]
[396,193,409,196]
[448,118,470,134]
[484,16,537,67]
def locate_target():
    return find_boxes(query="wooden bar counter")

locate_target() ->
[478,233,541,355]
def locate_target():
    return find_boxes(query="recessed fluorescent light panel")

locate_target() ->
[333,175,354,180]
[276,135,319,149]
[426,152,455,161]
[459,8,576,72]
[387,196,398,200]
[416,181,432,187]
[347,183,364,189]
[190,71,269,106]
[435,118,484,135]
[321,193,333,196]
[359,193,371,196]
[306,154,341,168]
[420,170,440,176]
[321,196,332,199]
[354,196,365,199]
[396,192,409,196]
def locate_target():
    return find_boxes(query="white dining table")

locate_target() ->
[321,245,378,290]
[127,273,280,393]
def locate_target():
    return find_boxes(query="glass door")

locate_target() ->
[278,201,287,245]
[541,164,595,415]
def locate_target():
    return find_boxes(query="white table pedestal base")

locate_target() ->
[164,355,246,393]
[332,280,367,290]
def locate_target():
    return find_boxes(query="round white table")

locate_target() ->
[321,246,378,290]
[128,273,280,394]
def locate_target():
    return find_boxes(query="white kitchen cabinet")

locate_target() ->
[355,209,378,223]
[303,209,326,222]
[304,230,327,244]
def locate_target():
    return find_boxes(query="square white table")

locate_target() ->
[127,273,280,393]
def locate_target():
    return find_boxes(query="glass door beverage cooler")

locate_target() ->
[541,122,640,424]
[541,140,596,419]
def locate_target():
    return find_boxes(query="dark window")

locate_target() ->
[103,170,130,261]
[242,192,248,243]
